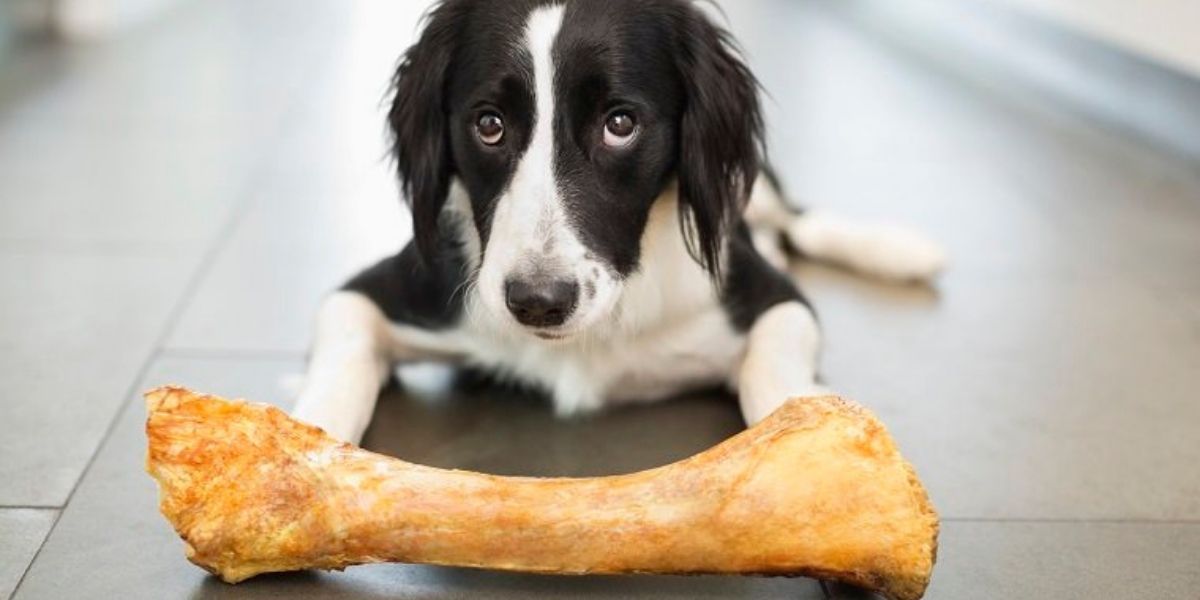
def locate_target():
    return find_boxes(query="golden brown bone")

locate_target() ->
[145,386,938,600]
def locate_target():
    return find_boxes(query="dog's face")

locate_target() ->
[389,0,761,340]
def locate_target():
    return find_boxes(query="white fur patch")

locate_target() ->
[461,187,746,416]
[733,302,828,425]
[787,211,946,282]
[292,292,394,443]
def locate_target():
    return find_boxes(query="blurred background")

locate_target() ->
[1,1,1198,599]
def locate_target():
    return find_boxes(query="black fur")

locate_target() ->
[342,218,470,329]
[386,0,469,264]
[671,4,764,277]
[366,0,792,336]
[721,223,809,331]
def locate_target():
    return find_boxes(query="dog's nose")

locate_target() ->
[505,278,579,328]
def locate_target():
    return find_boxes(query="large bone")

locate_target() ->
[145,387,938,600]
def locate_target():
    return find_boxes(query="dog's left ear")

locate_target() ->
[674,6,764,276]
[387,1,464,264]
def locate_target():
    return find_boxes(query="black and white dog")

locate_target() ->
[293,0,944,444]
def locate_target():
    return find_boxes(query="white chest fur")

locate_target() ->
[460,303,745,416]
[454,190,747,416]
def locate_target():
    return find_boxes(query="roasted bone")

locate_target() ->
[145,386,937,600]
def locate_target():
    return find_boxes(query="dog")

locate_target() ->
[292,0,944,444]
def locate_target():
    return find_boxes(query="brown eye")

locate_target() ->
[603,112,637,147]
[476,113,504,146]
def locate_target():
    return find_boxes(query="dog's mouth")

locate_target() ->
[525,321,591,342]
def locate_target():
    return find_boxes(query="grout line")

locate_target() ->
[943,517,1200,525]
[158,347,306,361]
[0,239,197,258]
[0,506,60,512]
[9,367,154,598]
[8,90,304,600]
[6,211,248,597]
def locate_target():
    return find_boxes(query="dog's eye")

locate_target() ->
[476,113,505,146]
[603,112,637,148]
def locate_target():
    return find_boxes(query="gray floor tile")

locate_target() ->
[10,356,301,600]
[164,166,406,353]
[15,356,824,600]
[0,509,56,600]
[0,2,308,248]
[1008,145,1200,289]
[159,1,425,354]
[364,374,748,479]
[0,0,327,135]
[0,128,256,247]
[0,251,198,506]
[918,521,1200,600]
[0,1,429,251]
[803,270,1200,521]
[1163,288,1200,334]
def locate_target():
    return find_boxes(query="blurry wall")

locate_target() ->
[840,0,1200,162]
[5,0,190,40]
[990,0,1200,76]
[54,0,189,39]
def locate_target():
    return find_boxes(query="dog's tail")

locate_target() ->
[784,211,946,283]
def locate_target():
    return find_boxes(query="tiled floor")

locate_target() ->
[3,1,1199,599]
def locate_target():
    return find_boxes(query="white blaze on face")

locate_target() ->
[506,3,564,249]
[476,4,622,337]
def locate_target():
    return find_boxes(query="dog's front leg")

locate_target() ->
[292,292,398,444]
[734,301,831,425]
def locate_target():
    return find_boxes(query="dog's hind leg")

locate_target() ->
[744,172,946,283]
[785,211,946,282]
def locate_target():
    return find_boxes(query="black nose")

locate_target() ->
[505,278,579,328]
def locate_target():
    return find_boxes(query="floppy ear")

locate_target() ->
[387,2,463,263]
[674,7,764,276]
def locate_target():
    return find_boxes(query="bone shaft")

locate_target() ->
[329,454,741,572]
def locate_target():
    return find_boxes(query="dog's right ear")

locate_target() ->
[388,2,463,263]
[671,2,763,279]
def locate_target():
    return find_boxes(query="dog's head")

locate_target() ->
[389,0,762,340]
